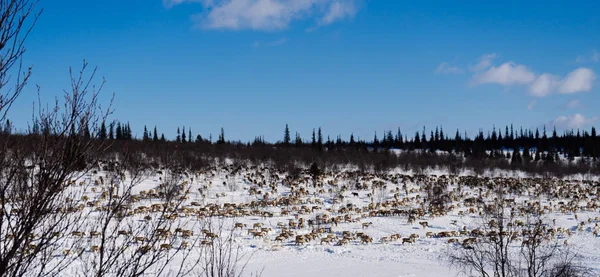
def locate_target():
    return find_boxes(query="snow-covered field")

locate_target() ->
[10,163,600,276]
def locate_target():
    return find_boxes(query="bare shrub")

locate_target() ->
[196,219,263,277]
[448,184,588,277]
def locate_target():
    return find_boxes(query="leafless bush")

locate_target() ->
[195,219,262,277]
[77,151,202,277]
[448,185,588,277]
[0,59,111,276]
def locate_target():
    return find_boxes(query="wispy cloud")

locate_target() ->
[469,53,496,72]
[318,0,357,26]
[527,100,536,111]
[551,114,599,129]
[565,99,581,109]
[165,0,359,31]
[471,62,536,86]
[252,37,288,47]
[575,49,600,63]
[163,0,207,9]
[434,62,463,74]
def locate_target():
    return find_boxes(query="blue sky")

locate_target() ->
[8,0,600,142]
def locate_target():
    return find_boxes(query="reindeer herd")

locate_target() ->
[91,163,600,252]
[10,161,600,272]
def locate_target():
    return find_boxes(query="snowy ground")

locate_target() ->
[10,163,600,277]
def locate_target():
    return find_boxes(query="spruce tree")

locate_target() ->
[284,124,291,145]
[317,127,323,147]
[385,130,393,147]
[373,132,379,147]
[143,125,149,142]
[188,128,192,144]
[116,122,122,140]
[176,127,181,143]
[511,147,522,165]
[421,127,427,149]
[182,126,187,143]
[429,131,436,152]
[109,122,114,140]
[218,128,225,144]
[99,121,107,140]
[153,126,158,142]
[295,132,302,146]
[83,120,91,139]
[414,131,421,146]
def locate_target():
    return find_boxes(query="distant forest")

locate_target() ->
[14,119,600,176]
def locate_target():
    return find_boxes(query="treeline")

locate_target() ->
[14,119,600,176]
[88,122,599,162]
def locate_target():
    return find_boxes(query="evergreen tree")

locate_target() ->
[116,122,122,140]
[160,133,166,142]
[99,121,107,140]
[284,124,291,145]
[511,147,522,165]
[218,128,225,144]
[153,126,158,142]
[350,133,355,145]
[385,130,393,147]
[510,124,514,140]
[188,128,192,144]
[143,125,149,142]
[182,126,187,143]
[109,122,114,140]
[317,127,323,147]
[83,119,91,139]
[311,128,316,147]
[439,126,445,151]
[373,131,379,147]
[414,131,421,146]
[421,127,427,149]
[127,122,133,140]
[176,127,181,143]
[454,129,461,153]
[295,132,302,146]
[4,119,11,134]
[395,128,403,147]
[429,131,436,152]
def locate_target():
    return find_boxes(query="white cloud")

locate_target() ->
[167,0,359,31]
[471,62,536,86]
[528,68,595,97]
[529,73,560,97]
[319,0,356,26]
[552,114,599,129]
[566,99,581,109]
[465,52,596,97]
[558,68,596,94]
[252,37,287,47]
[469,53,496,72]
[575,49,599,63]
[434,62,463,74]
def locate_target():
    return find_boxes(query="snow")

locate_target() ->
[11,163,600,276]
